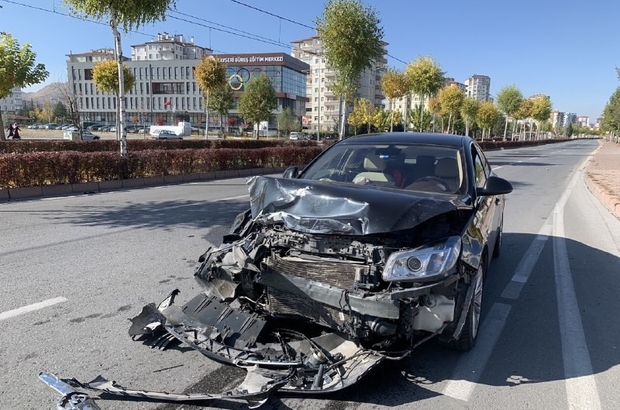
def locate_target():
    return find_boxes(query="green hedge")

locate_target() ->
[0,146,323,189]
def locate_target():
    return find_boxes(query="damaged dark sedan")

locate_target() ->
[40,133,512,409]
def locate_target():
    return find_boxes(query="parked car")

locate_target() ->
[289,131,302,140]
[151,129,182,140]
[39,132,512,407]
[81,130,100,140]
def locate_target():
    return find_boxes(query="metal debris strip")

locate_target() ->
[39,369,288,410]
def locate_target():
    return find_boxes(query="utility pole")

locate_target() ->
[317,62,321,142]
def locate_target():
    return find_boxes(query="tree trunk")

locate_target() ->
[111,14,127,156]
[205,93,210,140]
[503,117,509,141]
[0,107,6,141]
[338,96,346,140]
[419,96,425,131]
[465,116,470,137]
[389,98,394,132]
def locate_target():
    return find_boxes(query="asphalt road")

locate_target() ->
[1,139,619,410]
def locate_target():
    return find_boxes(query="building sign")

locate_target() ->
[219,54,284,64]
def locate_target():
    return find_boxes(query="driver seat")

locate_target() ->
[353,154,395,184]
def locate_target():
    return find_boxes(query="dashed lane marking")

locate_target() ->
[0,297,68,321]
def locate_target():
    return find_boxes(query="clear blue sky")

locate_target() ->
[2,0,618,121]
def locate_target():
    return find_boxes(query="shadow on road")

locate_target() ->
[44,197,250,235]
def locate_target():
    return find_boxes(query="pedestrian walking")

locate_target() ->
[12,123,21,140]
[7,123,14,138]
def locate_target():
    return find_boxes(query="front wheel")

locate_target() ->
[440,262,485,351]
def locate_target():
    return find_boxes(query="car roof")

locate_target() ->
[339,132,468,148]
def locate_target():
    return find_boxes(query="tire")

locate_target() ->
[492,218,503,259]
[441,261,485,351]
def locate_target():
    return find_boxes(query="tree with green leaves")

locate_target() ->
[92,59,136,94]
[476,101,500,140]
[530,95,552,139]
[64,0,176,155]
[372,106,390,132]
[195,56,227,139]
[53,101,68,123]
[208,83,234,135]
[461,97,480,137]
[92,60,136,137]
[316,0,384,139]
[438,84,464,134]
[348,98,375,134]
[514,98,534,140]
[408,105,433,132]
[404,56,445,131]
[0,32,49,140]
[601,88,620,136]
[277,107,296,137]
[381,68,409,131]
[496,85,523,140]
[238,73,277,139]
[428,96,442,132]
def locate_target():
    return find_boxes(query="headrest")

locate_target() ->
[435,157,459,178]
[416,155,436,169]
[364,154,388,171]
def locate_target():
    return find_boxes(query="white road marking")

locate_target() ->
[442,303,512,401]
[149,194,249,212]
[501,161,582,300]
[501,222,552,299]
[553,209,602,410]
[0,297,68,321]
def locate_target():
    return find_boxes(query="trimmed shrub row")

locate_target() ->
[0,146,324,189]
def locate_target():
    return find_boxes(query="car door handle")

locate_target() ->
[495,198,501,205]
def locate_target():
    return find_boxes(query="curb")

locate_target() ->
[0,167,288,203]
[584,174,620,220]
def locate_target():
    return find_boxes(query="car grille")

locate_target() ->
[263,254,367,289]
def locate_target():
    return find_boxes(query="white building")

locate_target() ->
[291,36,387,134]
[66,35,308,128]
[465,74,491,101]
[131,32,210,61]
[0,86,23,116]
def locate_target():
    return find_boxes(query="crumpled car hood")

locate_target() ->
[248,175,470,235]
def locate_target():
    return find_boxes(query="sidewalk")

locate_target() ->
[584,139,620,220]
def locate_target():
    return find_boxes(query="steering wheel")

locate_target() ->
[410,176,450,192]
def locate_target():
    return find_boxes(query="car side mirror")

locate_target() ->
[477,176,513,196]
[282,166,299,179]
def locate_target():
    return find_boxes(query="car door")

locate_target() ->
[471,144,501,258]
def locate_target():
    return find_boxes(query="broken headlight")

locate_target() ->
[382,236,461,282]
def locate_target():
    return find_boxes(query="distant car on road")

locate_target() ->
[151,129,182,140]
[289,131,302,140]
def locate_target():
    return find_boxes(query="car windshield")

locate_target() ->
[301,142,467,194]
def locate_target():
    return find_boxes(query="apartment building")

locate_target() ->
[66,34,309,129]
[465,74,491,101]
[0,86,23,117]
[291,36,387,134]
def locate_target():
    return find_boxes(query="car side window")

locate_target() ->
[472,147,489,188]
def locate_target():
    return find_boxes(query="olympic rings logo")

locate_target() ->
[226,67,280,90]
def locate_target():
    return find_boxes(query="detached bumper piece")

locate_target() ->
[129,292,386,394]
